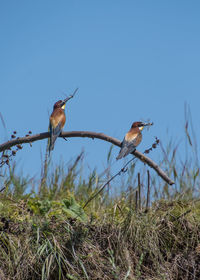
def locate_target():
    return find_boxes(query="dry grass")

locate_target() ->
[0,195,200,280]
[0,107,200,279]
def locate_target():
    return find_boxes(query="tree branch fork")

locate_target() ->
[0,131,174,185]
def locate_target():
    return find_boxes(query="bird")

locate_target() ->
[48,88,78,153]
[116,121,153,160]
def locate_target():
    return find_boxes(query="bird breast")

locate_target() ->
[125,130,142,147]
[125,131,138,142]
[50,109,66,129]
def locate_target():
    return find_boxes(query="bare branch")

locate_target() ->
[0,130,175,185]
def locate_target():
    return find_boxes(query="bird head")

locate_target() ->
[131,121,153,131]
[53,88,78,110]
[53,96,73,110]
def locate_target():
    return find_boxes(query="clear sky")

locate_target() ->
[1,1,200,183]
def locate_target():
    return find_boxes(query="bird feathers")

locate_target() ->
[50,108,66,129]
[48,108,66,153]
[49,122,62,153]
[116,138,136,159]
[116,131,142,160]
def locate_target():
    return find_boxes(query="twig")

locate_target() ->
[38,141,50,194]
[0,186,5,193]
[83,158,135,209]
[70,87,79,98]
[145,170,150,212]
[0,130,174,185]
[138,173,141,210]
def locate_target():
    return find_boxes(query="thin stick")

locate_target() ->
[38,143,49,194]
[83,158,135,209]
[0,186,5,193]
[138,173,141,210]
[71,87,79,98]
[145,170,150,212]
[0,130,175,185]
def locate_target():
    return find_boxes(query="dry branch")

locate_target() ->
[0,130,175,185]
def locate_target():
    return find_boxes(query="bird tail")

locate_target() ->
[48,137,56,154]
[48,123,62,154]
[116,147,129,160]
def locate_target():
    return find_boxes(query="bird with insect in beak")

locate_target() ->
[116,121,153,160]
[48,88,78,154]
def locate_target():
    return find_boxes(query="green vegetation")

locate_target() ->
[0,112,200,279]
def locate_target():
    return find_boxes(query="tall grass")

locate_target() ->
[0,110,200,279]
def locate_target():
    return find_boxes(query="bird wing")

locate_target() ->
[48,110,66,153]
[116,133,142,160]
[49,122,62,153]
[116,138,135,159]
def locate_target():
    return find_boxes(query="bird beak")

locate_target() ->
[63,95,73,105]
[60,95,73,109]
[60,88,79,108]
[140,122,153,130]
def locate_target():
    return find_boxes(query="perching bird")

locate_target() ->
[116,121,153,160]
[48,88,78,153]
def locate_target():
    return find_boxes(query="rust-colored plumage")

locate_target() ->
[49,100,67,153]
[50,101,66,130]
[48,89,78,153]
[116,121,152,160]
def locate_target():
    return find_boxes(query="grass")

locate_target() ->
[0,195,200,279]
[0,109,200,279]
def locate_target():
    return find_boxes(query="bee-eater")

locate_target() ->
[48,89,78,153]
[116,121,153,160]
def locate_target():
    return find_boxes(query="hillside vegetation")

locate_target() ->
[0,114,200,280]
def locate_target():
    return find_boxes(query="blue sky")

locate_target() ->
[1,1,200,182]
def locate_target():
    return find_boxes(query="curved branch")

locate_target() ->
[0,131,174,185]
